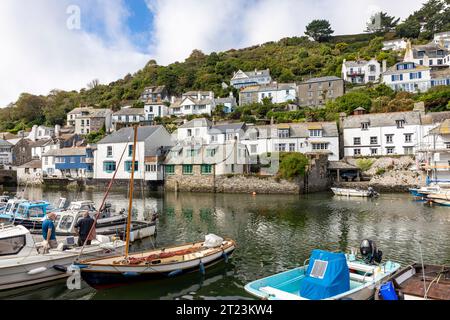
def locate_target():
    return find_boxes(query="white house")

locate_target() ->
[93,126,174,182]
[433,31,450,49]
[0,140,13,165]
[112,107,145,131]
[29,138,61,160]
[67,107,113,134]
[241,122,340,161]
[239,83,297,106]
[341,110,430,157]
[230,69,272,89]
[26,125,57,142]
[382,62,431,93]
[144,102,169,121]
[404,40,450,68]
[169,92,216,117]
[16,160,43,185]
[342,59,382,84]
[382,39,407,51]
[215,93,237,114]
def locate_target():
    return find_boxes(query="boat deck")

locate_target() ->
[398,265,450,300]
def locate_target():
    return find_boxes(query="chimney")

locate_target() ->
[382,60,387,73]
[353,107,366,116]
[209,91,214,99]
[171,96,175,104]
[29,125,38,142]
[55,125,61,138]
[198,92,202,100]
[270,116,274,125]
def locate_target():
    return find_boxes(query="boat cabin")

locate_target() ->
[0,199,50,222]
[0,225,35,258]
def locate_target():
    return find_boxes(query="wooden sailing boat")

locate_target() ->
[74,125,236,289]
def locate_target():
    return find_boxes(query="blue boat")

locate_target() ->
[245,242,401,300]
[0,199,52,230]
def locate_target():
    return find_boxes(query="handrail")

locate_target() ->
[303,258,310,268]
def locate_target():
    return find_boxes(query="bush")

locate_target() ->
[376,168,386,176]
[356,158,375,172]
[278,153,309,180]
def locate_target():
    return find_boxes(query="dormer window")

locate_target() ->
[418,51,425,58]
[309,129,322,137]
[361,122,369,130]
[278,129,290,138]
[396,120,405,128]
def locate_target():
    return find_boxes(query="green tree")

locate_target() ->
[305,20,334,42]
[278,153,309,180]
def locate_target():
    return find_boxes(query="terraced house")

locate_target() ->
[169,91,216,117]
[297,76,345,107]
[112,107,145,131]
[241,122,340,161]
[41,147,94,179]
[93,126,174,182]
[230,69,272,89]
[239,83,297,106]
[67,107,113,134]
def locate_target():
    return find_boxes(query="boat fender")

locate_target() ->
[222,252,229,263]
[199,262,205,275]
[123,272,140,277]
[27,267,47,275]
[53,265,67,273]
[168,269,183,277]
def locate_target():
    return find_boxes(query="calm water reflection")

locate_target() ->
[2,188,450,300]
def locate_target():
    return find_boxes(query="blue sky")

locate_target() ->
[0,0,425,107]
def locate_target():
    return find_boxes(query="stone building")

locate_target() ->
[297,76,345,107]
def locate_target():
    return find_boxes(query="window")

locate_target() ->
[371,148,378,155]
[107,146,113,158]
[370,137,378,145]
[226,133,235,141]
[438,59,443,65]
[354,149,361,156]
[182,165,193,175]
[410,72,422,79]
[369,65,376,72]
[103,161,116,173]
[55,157,65,164]
[386,135,394,144]
[289,143,296,152]
[70,157,76,163]
[396,120,405,128]
[0,235,26,256]
[386,147,395,155]
[309,130,322,137]
[354,137,361,145]
[391,74,403,82]
[419,60,423,65]
[165,165,175,175]
[278,129,290,138]
[125,161,138,172]
[186,149,198,157]
[361,122,369,130]
[25,168,30,174]
[429,60,433,66]
[201,164,212,175]
[128,145,133,157]
[369,76,376,81]
[404,147,413,155]
[405,134,412,143]
[44,157,49,165]
[59,216,74,231]
[445,143,450,149]
[206,148,217,157]
[145,164,157,172]
[210,135,218,143]
[312,143,328,150]
[80,157,86,163]
[187,129,192,137]
[275,144,286,152]
[250,145,257,153]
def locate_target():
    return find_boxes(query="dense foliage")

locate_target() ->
[278,152,310,180]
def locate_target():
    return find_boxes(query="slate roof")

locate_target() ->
[421,111,450,125]
[43,148,87,157]
[18,160,42,169]
[210,123,246,134]
[97,126,161,144]
[342,111,422,129]
[113,108,145,116]
[411,43,449,59]
[240,83,296,93]
[142,86,166,94]
[179,118,213,128]
[244,122,339,139]
[383,63,430,75]
[431,68,450,79]
[302,76,343,84]
[0,139,12,147]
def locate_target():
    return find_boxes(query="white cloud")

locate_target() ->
[0,0,150,107]
[147,0,424,65]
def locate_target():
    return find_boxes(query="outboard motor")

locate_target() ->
[360,239,383,264]
[368,187,379,198]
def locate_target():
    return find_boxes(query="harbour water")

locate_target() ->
[2,188,450,300]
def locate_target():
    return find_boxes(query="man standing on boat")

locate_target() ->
[42,212,58,253]
[75,211,96,247]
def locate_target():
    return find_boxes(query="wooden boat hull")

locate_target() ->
[0,241,125,291]
[75,240,236,289]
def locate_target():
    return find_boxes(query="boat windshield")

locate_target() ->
[15,205,27,218]
[0,235,26,256]
[29,206,45,218]
[59,215,74,231]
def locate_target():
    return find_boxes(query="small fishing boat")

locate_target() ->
[331,187,379,198]
[0,224,125,291]
[72,125,236,289]
[376,264,449,300]
[408,185,442,198]
[245,240,401,300]
[29,209,156,242]
[0,199,52,229]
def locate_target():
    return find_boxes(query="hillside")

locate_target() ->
[0,0,449,133]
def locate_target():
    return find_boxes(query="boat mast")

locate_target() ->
[125,125,138,258]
